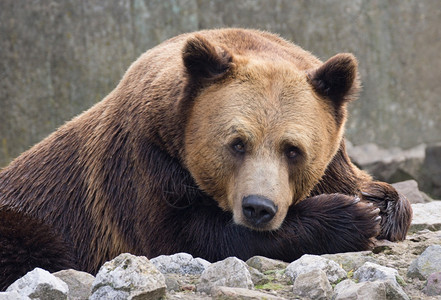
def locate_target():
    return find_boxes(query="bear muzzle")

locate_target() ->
[242,195,278,228]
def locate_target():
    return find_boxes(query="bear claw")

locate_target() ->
[360,182,412,241]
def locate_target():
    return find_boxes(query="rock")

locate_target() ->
[6,268,68,300]
[407,245,441,280]
[392,180,426,204]
[292,270,333,300]
[354,262,409,300]
[285,254,346,284]
[421,143,441,198]
[53,269,94,300]
[164,274,181,292]
[150,252,211,275]
[383,281,409,300]
[353,262,401,283]
[333,279,387,300]
[90,253,166,300]
[420,191,435,203]
[346,142,425,184]
[196,257,253,294]
[246,256,288,272]
[0,291,30,299]
[180,284,196,292]
[212,286,286,300]
[247,266,269,286]
[371,239,394,254]
[90,285,128,300]
[410,201,441,233]
[423,271,441,296]
[345,142,400,166]
[321,251,377,272]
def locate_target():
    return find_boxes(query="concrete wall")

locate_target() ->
[1,0,440,167]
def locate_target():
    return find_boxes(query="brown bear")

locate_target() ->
[0,28,412,290]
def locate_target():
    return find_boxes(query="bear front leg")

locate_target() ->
[283,194,381,255]
[360,181,413,241]
[252,193,382,262]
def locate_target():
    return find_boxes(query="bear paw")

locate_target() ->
[361,181,413,241]
[288,194,381,255]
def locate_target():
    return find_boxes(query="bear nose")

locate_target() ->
[242,195,278,226]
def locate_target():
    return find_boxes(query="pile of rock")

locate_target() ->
[2,236,441,300]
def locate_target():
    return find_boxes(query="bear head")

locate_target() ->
[181,34,360,231]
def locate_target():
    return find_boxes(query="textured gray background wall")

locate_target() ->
[1,0,440,167]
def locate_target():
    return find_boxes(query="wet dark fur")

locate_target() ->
[0,29,412,290]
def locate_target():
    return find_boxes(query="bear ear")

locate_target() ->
[307,53,361,106]
[183,35,233,81]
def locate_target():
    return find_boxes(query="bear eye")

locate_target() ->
[286,146,300,160]
[231,139,246,154]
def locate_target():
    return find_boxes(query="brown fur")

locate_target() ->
[0,208,77,287]
[0,29,412,290]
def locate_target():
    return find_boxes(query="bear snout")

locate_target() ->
[242,195,278,228]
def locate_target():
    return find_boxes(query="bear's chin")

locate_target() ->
[243,221,284,232]
[233,213,286,232]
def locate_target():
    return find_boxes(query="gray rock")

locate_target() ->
[354,262,401,283]
[321,251,377,272]
[0,291,30,300]
[371,239,394,254]
[410,201,441,233]
[164,274,181,292]
[212,286,286,300]
[150,252,211,275]
[53,269,94,300]
[421,143,441,198]
[392,180,426,204]
[196,257,253,294]
[346,143,425,184]
[407,245,441,280]
[89,286,128,300]
[285,254,347,284]
[90,253,166,300]
[333,279,387,300]
[383,281,410,300]
[423,272,441,296]
[292,270,333,300]
[6,268,68,300]
[247,266,269,286]
[346,143,411,166]
[246,256,288,272]
[420,191,435,203]
[354,262,409,300]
